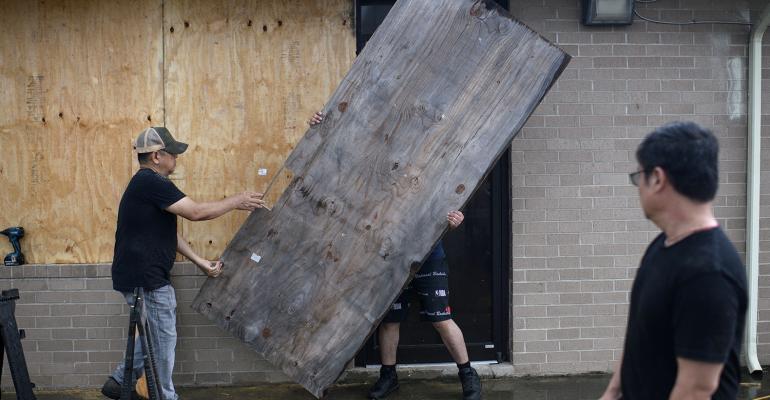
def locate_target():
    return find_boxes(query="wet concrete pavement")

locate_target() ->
[15,372,770,399]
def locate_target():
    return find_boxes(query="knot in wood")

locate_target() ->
[410,176,420,190]
[298,186,311,198]
[470,1,486,17]
[314,197,339,216]
[325,243,340,262]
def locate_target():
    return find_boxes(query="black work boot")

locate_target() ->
[368,366,399,399]
[101,376,142,400]
[458,366,482,400]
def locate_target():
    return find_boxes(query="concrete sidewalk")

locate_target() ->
[12,371,770,400]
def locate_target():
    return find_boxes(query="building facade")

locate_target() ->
[0,0,769,389]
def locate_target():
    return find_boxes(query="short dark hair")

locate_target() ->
[137,152,152,164]
[636,121,719,203]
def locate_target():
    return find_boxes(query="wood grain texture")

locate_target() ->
[0,0,163,263]
[193,0,570,396]
[164,0,355,260]
[0,0,354,263]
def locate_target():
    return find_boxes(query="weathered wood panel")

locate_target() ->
[164,0,355,260]
[0,0,163,263]
[192,0,570,397]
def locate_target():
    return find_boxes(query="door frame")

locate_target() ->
[352,0,512,366]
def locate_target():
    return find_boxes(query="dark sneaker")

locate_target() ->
[458,367,481,400]
[368,367,399,399]
[101,376,142,400]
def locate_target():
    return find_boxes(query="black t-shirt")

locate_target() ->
[621,227,747,399]
[112,168,186,292]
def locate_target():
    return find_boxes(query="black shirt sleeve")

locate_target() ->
[672,272,740,363]
[143,172,186,210]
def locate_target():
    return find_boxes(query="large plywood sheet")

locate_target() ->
[192,0,570,397]
[0,0,353,264]
[0,0,163,263]
[164,0,355,260]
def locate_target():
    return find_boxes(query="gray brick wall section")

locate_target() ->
[0,263,289,389]
[509,0,768,375]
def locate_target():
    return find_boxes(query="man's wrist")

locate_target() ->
[227,194,240,210]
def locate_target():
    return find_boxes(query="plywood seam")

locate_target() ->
[162,0,167,126]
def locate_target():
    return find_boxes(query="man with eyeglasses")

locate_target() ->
[101,127,265,400]
[599,122,746,400]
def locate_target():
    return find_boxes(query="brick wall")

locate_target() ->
[0,263,288,389]
[508,0,764,375]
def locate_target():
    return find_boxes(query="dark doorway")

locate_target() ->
[354,0,512,366]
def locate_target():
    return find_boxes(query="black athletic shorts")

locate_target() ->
[383,257,451,323]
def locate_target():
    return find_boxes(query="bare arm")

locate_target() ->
[176,233,222,277]
[166,192,264,221]
[668,358,722,400]
[599,353,623,400]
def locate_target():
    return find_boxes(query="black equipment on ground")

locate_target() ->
[0,289,36,399]
[121,288,164,400]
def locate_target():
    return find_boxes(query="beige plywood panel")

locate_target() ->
[0,0,164,263]
[164,0,355,260]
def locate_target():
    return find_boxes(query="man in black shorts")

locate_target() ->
[308,112,481,400]
[599,121,747,400]
[369,211,481,400]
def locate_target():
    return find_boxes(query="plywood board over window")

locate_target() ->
[164,0,355,260]
[0,0,163,263]
[192,0,570,397]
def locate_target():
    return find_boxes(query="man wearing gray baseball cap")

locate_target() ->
[101,127,264,400]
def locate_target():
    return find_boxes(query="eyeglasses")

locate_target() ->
[629,170,643,187]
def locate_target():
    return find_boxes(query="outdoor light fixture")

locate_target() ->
[581,0,634,26]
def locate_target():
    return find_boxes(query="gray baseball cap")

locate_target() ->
[134,127,188,155]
